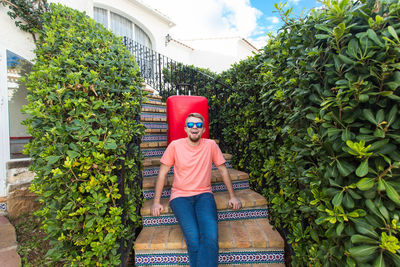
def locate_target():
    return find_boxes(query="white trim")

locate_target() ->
[0,45,10,197]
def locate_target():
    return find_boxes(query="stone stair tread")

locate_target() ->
[145,128,167,133]
[140,141,168,149]
[135,218,284,250]
[141,189,266,216]
[143,153,232,167]
[141,107,166,113]
[140,117,167,122]
[134,264,284,267]
[144,100,166,106]
[135,265,284,267]
[142,168,249,189]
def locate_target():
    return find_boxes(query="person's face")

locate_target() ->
[184,117,205,142]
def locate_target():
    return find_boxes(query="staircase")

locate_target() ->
[134,90,285,266]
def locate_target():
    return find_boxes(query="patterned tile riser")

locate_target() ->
[142,104,166,111]
[142,208,268,227]
[141,113,167,119]
[0,202,6,212]
[143,122,167,129]
[142,135,168,143]
[136,251,284,265]
[143,161,233,177]
[146,98,162,103]
[142,149,166,158]
[143,180,249,200]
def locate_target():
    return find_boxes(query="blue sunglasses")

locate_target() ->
[186,122,204,128]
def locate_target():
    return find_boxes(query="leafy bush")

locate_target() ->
[21,4,144,266]
[211,0,400,266]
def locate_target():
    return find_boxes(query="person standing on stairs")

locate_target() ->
[151,112,242,267]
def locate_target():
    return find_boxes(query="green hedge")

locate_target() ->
[21,4,144,266]
[212,0,400,266]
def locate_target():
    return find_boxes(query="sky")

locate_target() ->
[144,0,323,49]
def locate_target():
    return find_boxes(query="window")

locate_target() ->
[94,7,108,28]
[111,12,133,40]
[7,50,32,159]
[135,26,151,49]
[93,7,152,48]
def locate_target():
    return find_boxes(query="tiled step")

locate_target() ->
[142,122,167,131]
[140,113,166,122]
[143,160,232,178]
[140,141,167,149]
[145,99,166,106]
[143,154,232,167]
[142,168,248,189]
[143,206,268,227]
[135,219,284,265]
[142,104,167,113]
[134,265,284,267]
[136,218,283,250]
[146,94,163,100]
[143,179,249,200]
[142,134,167,144]
[142,148,166,158]
[140,189,267,216]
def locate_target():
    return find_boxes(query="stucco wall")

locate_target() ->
[0,8,35,62]
[191,49,236,73]
[51,0,94,16]
[164,40,193,65]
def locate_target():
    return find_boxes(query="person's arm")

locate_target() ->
[217,164,241,210]
[151,163,170,216]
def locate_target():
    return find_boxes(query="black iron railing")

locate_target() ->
[123,37,228,97]
[123,36,230,140]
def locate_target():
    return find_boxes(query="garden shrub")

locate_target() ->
[210,0,400,266]
[21,4,144,266]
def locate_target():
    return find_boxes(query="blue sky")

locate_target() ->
[250,0,322,45]
[145,0,323,48]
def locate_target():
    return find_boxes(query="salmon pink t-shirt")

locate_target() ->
[160,138,226,201]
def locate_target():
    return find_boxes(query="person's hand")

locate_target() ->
[229,197,242,210]
[151,203,164,216]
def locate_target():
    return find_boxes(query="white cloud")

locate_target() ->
[266,16,279,24]
[288,0,301,5]
[145,0,262,40]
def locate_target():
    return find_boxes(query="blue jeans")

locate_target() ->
[170,192,219,267]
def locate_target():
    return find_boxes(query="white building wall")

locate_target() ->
[191,50,236,73]
[237,40,257,59]
[165,41,193,65]
[51,0,94,16]
[0,8,35,62]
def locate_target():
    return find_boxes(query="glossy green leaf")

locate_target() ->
[332,191,344,206]
[388,25,399,42]
[363,109,377,124]
[356,160,369,177]
[351,234,379,244]
[383,180,400,206]
[46,155,61,165]
[337,160,355,177]
[356,178,375,191]
[348,245,377,257]
[66,150,79,159]
[374,253,385,267]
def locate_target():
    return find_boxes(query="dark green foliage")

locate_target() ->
[210,0,400,266]
[21,4,144,266]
